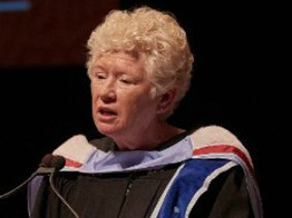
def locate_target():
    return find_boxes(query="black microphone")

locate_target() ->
[0,154,65,200]
[36,153,66,174]
[48,160,81,218]
[1,154,80,218]
[39,154,80,218]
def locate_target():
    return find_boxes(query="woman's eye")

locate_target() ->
[120,79,132,84]
[97,75,105,79]
[93,72,106,80]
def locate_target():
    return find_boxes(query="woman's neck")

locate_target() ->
[113,123,185,151]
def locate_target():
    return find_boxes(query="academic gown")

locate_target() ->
[27,126,263,218]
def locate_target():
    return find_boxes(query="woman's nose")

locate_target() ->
[100,79,117,102]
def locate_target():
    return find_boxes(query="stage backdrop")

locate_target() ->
[0,1,282,217]
[0,0,119,67]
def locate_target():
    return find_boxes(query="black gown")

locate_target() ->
[29,135,255,218]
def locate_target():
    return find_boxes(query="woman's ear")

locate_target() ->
[156,87,177,114]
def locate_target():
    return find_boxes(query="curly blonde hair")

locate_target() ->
[86,6,194,115]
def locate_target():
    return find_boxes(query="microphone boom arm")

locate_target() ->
[0,171,37,200]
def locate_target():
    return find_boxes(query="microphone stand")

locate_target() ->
[0,166,55,199]
[0,172,37,200]
[0,154,81,218]
[49,169,80,218]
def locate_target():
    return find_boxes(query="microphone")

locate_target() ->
[0,154,65,200]
[0,153,80,218]
[38,154,80,218]
[49,162,81,218]
[36,153,66,174]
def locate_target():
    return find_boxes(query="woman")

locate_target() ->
[28,6,263,218]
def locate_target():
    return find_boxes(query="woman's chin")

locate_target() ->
[97,124,120,136]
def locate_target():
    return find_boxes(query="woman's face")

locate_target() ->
[89,52,160,138]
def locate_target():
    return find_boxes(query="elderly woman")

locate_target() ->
[27,6,263,218]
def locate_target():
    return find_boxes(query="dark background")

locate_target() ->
[0,0,286,217]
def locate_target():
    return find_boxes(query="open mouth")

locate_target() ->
[98,108,117,116]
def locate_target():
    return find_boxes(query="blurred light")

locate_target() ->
[0,1,31,12]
